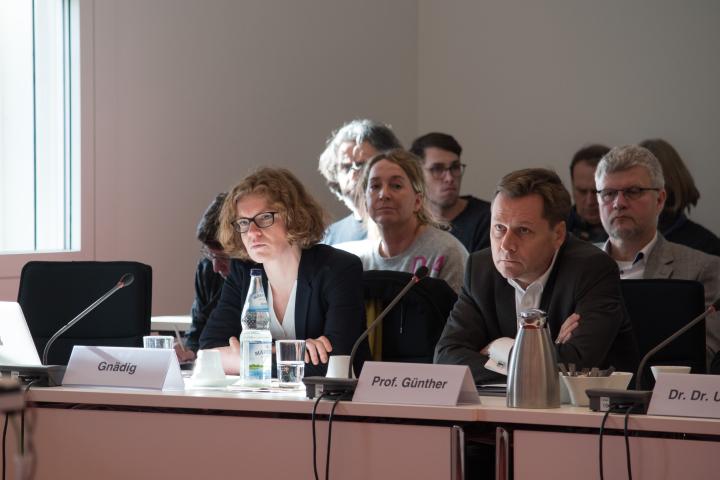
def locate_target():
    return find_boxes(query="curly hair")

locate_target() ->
[218,168,326,260]
[318,119,402,199]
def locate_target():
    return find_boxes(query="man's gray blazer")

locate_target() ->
[644,234,720,366]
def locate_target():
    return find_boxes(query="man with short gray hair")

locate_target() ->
[318,119,402,244]
[596,145,720,366]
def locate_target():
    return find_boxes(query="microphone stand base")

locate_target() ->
[302,376,357,400]
[586,388,652,414]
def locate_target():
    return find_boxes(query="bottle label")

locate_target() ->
[247,305,269,313]
[244,340,272,380]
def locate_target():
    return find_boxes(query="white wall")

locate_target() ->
[0,0,419,312]
[418,0,720,233]
[2,0,718,314]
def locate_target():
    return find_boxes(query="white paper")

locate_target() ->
[484,337,514,376]
[63,346,184,390]
[648,373,720,419]
[352,361,480,406]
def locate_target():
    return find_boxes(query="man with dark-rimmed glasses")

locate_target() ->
[410,132,491,252]
[596,145,720,366]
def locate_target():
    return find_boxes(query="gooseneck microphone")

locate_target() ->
[587,297,719,413]
[634,298,719,390]
[41,273,135,365]
[303,266,429,399]
[345,266,429,378]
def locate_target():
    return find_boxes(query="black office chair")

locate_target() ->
[620,279,706,388]
[363,270,457,363]
[17,261,152,365]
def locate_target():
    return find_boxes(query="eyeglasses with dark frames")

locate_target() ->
[425,163,466,179]
[595,187,660,204]
[233,211,278,233]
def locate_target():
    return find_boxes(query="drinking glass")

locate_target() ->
[275,340,306,388]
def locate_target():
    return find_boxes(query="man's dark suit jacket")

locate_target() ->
[434,235,639,383]
[200,244,367,377]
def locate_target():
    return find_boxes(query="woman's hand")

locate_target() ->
[199,337,241,374]
[304,336,333,365]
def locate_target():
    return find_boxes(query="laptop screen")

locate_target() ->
[0,301,42,366]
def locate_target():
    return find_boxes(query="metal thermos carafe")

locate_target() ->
[506,308,560,408]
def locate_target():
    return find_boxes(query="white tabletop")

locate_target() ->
[150,315,191,332]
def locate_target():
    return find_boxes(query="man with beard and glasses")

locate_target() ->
[596,145,720,367]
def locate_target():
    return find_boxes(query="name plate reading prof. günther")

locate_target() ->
[648,373,720,419]
[62,346,184,390]
[352,361,480,406]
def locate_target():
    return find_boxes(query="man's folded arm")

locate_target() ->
[434,262,502,384]
[556,258,624,368]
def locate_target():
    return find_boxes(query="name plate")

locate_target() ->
[62,346,184,390]
[648,373,720,419]
[352,361,480,406]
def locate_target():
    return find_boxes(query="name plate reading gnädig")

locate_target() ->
[648,373,720,419]
[63,346,184,390]
[352,361,480,406]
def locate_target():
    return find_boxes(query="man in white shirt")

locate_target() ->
[435,168,638,383]
[596,145,720,365]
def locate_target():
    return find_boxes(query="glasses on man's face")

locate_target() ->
[232,211,278,233]
[338,160,364,174]
[201,245,230,262]
[595,187,660,204]
[426,163,466,180]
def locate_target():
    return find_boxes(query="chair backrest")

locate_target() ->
[363,270,457,363]
[17,261,152,365]
[620,279,706,387]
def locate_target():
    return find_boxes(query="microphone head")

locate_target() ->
[413,266,429,280]
[713,298,720,312]
[118,273,135,288]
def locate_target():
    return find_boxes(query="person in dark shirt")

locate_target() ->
[640,138,720,256]
[179,193,229,362]
[566,144,610,244]
[409,132,491,253]
[318,119,402,245]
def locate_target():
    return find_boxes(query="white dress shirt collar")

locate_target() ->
[507,248,560,325]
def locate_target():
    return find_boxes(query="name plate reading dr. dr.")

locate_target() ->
[648,373,720,419]
[62,346,184,390]
[352,361,480,406]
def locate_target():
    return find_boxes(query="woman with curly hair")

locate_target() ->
[200,168,366,376]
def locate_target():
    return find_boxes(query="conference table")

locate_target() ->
[8,382,720,479]
[150,315,192,333]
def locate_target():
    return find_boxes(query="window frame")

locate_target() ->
[0,0,94,279]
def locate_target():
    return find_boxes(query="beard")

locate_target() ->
[607,223,642,241]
